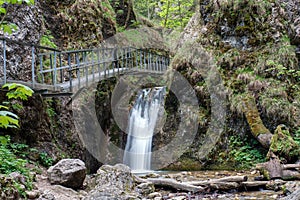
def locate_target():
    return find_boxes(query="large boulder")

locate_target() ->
[47,159,86,189]
[84,164,139,200]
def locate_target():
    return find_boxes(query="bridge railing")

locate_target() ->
[1,37,170,93]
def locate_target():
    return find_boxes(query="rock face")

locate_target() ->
[165,0,300,168]
[84,164,138,200]
[40,0,117,49]
[47,159,86,189]
[0,2,44,81]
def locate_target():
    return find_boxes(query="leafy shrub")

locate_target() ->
[229,135,266,169]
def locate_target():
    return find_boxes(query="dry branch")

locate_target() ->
[185,175,247,186]
[143,178,204,193]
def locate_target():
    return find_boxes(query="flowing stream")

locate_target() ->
[123,87,165,172]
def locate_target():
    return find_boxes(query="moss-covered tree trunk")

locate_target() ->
[242,94,273,149]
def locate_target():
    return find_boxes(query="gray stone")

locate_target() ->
[148,192,162,198]
[136,182,155,195]
[47,159,86,189]
[26,190,39,199]
[85,164,139,200]
[38,185,84,200]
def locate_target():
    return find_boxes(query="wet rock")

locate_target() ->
[26,190,39,199]
[47,159,86,189]
[148,192,162,199]
[38,185,84,200]
[136,182,155,195]
[9,172,27,185]
[84,164,138,200]
[0,175,20,200]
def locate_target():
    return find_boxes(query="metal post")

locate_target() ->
[91,51,95,82]
[68,53,73,92]
[143,51,146,70]
[76,52,80,89]
[116,49,120,76]
[39,55,44,84]
[50,54,53,84]
[3,39,6,84]
[53,51,57,89]
[97,49,101,78]
[84,51,88,87]
[104,49,107,77]
[59,53,63,83]
[135,50,138,70]
[139,50,143,70]
[112,48,115,76]
[31,46,35,88]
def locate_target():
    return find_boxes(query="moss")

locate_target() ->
[243,94,272,138]
[269,125,300,162]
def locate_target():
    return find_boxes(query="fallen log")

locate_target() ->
[185,175,247,186]
[210,182,239,190]
[144,178,204,193]
[283,164,300,170]
[241,181,269,188]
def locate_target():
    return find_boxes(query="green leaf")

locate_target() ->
[0,110,19,119]
[2,25,12,34]
[0,7,6,14]
[0,105,8,110]
[0,136,9,146]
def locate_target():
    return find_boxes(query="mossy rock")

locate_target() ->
[269,125,300,162]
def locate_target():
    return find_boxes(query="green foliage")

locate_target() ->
[0,0,34,34]
[295,128,300,146]
[0,136,33,196]
[270,125,300,162]
[134,0,194,29]
[39,152,53,167]
[0,83,33,129]
[228,135,266,169]
[158,0,194,28]
[0,106,19,128]
[40,30,57,48]
[3,83,34,101]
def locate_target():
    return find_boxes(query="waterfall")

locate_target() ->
[123,87,165,172]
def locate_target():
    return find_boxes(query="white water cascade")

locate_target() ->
[123,87,165,172]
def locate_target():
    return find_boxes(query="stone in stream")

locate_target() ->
[47,159,86,189]
[84,164,139,200]
[136,182,155,195]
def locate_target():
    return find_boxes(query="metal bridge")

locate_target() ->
[0,37,169,95]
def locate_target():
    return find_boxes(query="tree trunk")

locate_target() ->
[242,94,273,148]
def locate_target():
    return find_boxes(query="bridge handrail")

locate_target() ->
[1,37,170,93]
[0,37,60,52]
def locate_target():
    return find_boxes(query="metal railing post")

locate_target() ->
[76,52,80,89]
[53,51,57,89]
[68,53,73,92]
[97,49,101,78]
[31,45,35,88]
[39,55,44,84]
[3,39,6,84]
[84,51,88,87]
[91,51,95,82]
